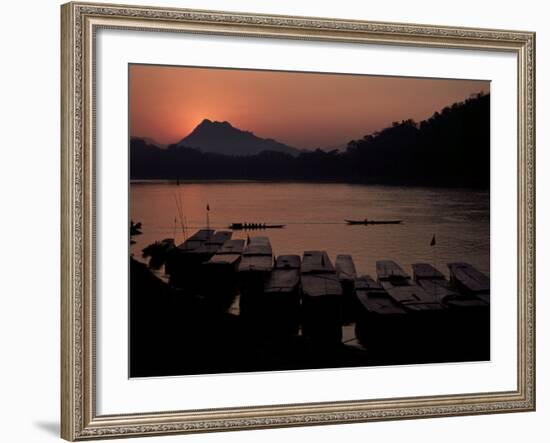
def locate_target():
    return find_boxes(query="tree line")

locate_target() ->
[131,92,489,188]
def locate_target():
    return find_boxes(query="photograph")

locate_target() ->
[129,64,491,377]
[57,2,536,439]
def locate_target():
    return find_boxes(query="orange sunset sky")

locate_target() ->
[130,64,490,150]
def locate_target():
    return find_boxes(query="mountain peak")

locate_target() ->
[197,118,233,128]
[177,120,299,157]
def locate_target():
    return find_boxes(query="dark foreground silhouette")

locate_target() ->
[130,257,489,378]
[130,258,373,377]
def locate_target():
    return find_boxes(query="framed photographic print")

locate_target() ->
[61,1,536,440]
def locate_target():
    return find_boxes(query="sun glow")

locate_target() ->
[130,64,489,149]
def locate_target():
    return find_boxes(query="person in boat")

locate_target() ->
[364,217,368,223]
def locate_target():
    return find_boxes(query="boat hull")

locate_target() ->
[263,260,301,336]
[335,255,358,323]
[230,223,285,230]
[301,251,343,343]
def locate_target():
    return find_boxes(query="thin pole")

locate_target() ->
[173,194,187,241]
[206,203,211,236]
[431,233,438,301]
[179,193,187,241]
[183,215,188,241]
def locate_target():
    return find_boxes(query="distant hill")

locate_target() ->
[130,136,167,149]
[174,119,300,156]
[130,93,489,188]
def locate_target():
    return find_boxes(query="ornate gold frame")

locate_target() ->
[61,2,536,440]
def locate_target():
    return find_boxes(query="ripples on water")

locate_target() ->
[130,181,490,278]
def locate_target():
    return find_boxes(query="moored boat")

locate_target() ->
[188,230,233,263]
[238,237,274,318]
[203,239,246,307]
[262,255,302,336]
[412,263,487,309]
[301,251,343,343]
[345,219,402,225]
[238,237,273,272]
[164,229,215,287]
[448,262,490,304]
[354,275,408,361]
[335,254,358,323]
[206,239,245,266]
[376,260,410,281]
[175,229,214,252]
[414,262,489,361]
[411,263,445,281]
[377,260,445,362]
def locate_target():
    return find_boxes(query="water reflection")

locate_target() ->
[130,181,489,278]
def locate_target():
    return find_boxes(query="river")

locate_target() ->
[130,181,489,278]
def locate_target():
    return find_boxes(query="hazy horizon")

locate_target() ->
[130,64,490,150]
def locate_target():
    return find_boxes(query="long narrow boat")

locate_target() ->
[354,275,408,360]
[335,254,358,323]
[335,254,357,283]
[206,239,245,267]
[202,239,246,308]
[301,251,343,343]
[238,237,274,319]
[238,237,273,269]
[164,229,215,285]
[411,263,445,281]
[175,229,214,252]
[189,230,232,263]
[376,260,445,362]
[265,255,301,294]
[376,259,410,280]
[262,255,302,336]
[412,262,457,306]
[355,275,406,317]
[448,262,490,304]
[412,263,488,308]
[229,223,286,230]
[345,219,402,225]
[413,262,489,361]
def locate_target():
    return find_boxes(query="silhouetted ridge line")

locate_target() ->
[130,92,489,188]
[173,118,301,156]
